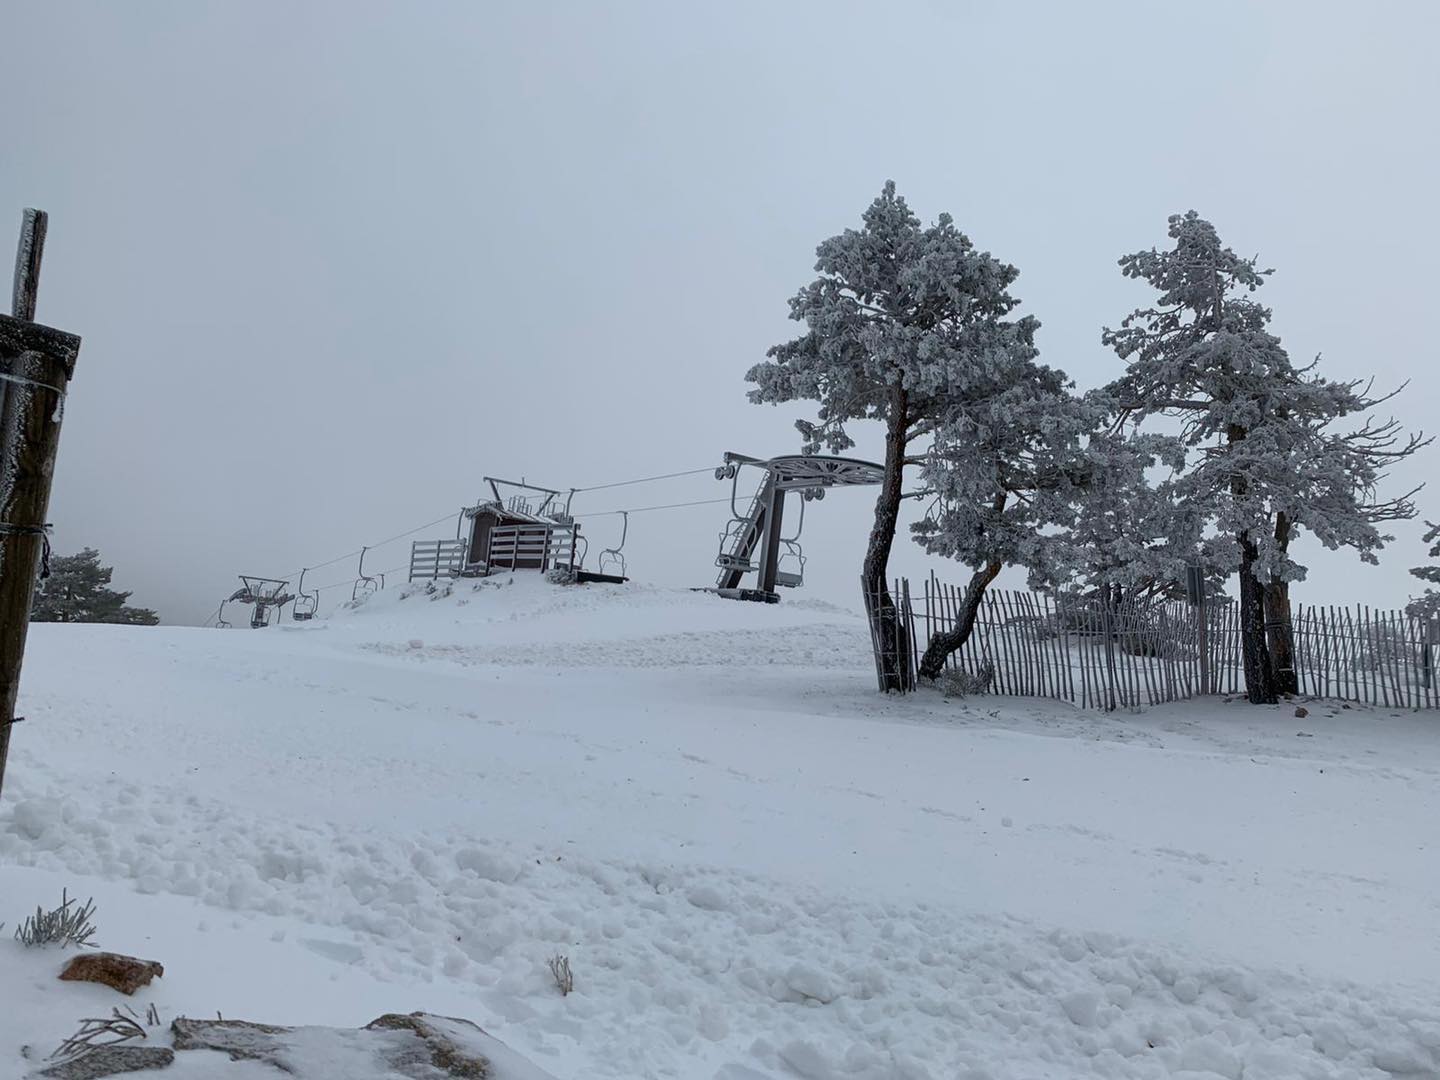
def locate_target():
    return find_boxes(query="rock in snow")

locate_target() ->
[57,953,164,996]
[167,1012,558,1078]
[37,1046,174,1080]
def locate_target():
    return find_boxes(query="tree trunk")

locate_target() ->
[1262,512,1298,695]
[1262,580,1296,695]
[862,387,912,692]
[1227,423,1277,704]
[917,559,1002,680]
[1238,532,1278,704]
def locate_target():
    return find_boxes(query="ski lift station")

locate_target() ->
[404,453,883,604]
[216,452,883,625]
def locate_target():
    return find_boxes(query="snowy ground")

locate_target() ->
[3,574,1439,1078]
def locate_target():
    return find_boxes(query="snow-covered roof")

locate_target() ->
[462,500,561,526]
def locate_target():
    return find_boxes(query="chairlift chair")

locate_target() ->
[292,568,318,621]
[351,546,383,602]
[598,511,629,579]
[773,496,807,588]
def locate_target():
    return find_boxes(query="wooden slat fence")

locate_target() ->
[486,523,579,574]
[876,575,1440,711]
[408,538,469,582]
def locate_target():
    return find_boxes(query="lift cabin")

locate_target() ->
[711,452,883,603]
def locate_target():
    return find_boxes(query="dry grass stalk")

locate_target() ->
[50,1006,150,1061]
[547,953,574,996]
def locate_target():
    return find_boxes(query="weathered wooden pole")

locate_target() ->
[12,208,47,321]
[0,209,81,801]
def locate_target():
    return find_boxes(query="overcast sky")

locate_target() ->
[3,1,1436,625]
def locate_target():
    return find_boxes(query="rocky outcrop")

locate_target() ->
[365,1013,491,1078]
[28,1012,556,1079]
[167,1013,505,1077]
[168,1018,293,1069]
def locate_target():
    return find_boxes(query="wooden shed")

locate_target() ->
[463,501,569,572]
[409,478,599,583]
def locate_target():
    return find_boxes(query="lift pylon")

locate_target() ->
[709,452,883,602]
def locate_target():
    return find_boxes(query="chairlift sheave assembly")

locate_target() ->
[216,575,295,629]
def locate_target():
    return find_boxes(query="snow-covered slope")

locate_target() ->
[3,574,1438,1078]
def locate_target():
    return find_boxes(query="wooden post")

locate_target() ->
[0,210,80,802]
[11,208,46,323]
[1195,592,1210,696]
[1101,600,1118,711]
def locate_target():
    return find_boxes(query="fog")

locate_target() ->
[3,1,1435,624]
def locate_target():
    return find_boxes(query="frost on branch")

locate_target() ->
[1409,521,1440,620]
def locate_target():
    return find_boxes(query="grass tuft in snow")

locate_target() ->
[547,953,574,996]
[937,659,995,699]
[14,888,98,948]
[50,1005,157,1062]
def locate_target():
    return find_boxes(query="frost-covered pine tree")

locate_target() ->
[747,182,1037,690]
[1104,212,1427,703]
[1409,521,1440,621]
[913,380,1228,679]
[1046,415,1216,605]
[911,375,1098,679]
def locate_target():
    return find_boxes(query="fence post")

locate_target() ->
[0,210,81,802]
[1194,592,1208,694]
[901,577,917,690]
[1102,599,1118,711]
[863,576,887,692]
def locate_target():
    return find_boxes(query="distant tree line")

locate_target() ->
[748,184,1431,704]
[29,547,159,626]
